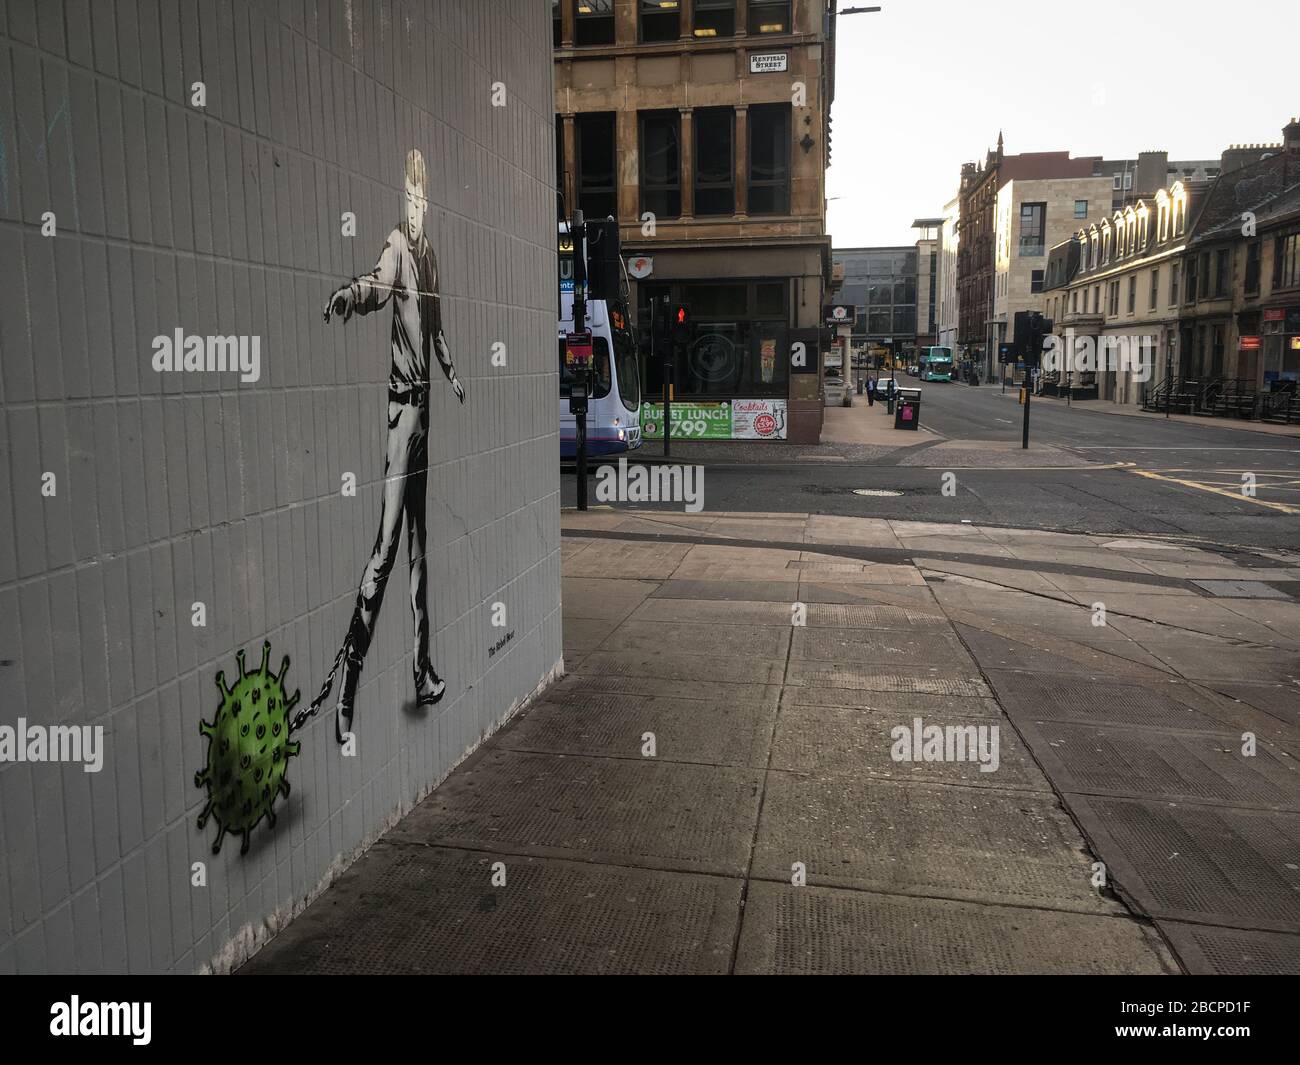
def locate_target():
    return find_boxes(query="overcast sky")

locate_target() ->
[825,0,1297,249]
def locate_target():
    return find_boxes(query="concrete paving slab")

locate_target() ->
[561,617,613,654]
[1156,920,1300,975]
[1106,607,1300,650]
[385,749,764,877]
[1136,636,1300,684]
[649,579,807,602]
[770,701,1050,792]
[734,882,1176,975]
[240,845,741,975]
[804,603,948,629]
[752,775,1119,914]
[781,687,1004,717]
[498,690,778,769]
[569,649,788,685]
[1066,795,1300,934]
[1209,681,1300,730]
[628,597,796,627]
[796,582,940,606]
[791,627,976,668]
[1015,719,1299,811]
[597,619,791,659]
[562,577,660,621]
[548,671,781,706]
[785,661,991,697]
[565,542,693,579]
[986,671,1246,733]
[954,623,1176,681]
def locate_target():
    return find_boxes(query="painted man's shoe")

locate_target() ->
[414,660,446,706]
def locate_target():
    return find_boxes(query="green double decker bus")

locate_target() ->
[919,346,954,382]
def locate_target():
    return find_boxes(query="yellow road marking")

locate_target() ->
[1127,468,1300,515]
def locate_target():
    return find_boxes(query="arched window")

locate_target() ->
[1155,189,1170,241]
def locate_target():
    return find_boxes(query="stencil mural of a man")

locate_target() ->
[307,148,465,743]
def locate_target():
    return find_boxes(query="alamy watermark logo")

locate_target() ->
[890,717,1000,773]
[0,719,104,773]
[1043,332,1154,382]
[595,457,704,512]
[151,328,262,382]
[50,997,151,1045]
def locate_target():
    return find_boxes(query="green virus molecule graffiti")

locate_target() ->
[195,642,301,855]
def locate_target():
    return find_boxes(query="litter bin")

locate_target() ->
[894,389,921,430]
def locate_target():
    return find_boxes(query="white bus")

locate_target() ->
[558,223,642,458]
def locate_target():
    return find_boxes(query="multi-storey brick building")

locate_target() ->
[554,0,837,442]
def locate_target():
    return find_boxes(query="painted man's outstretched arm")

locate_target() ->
[323,231,401,323]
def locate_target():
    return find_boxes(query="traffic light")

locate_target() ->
[671,303,692,347]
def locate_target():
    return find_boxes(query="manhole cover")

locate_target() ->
[852,488,903,497]
[1192,579,1292,600]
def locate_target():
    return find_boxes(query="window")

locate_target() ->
[1124,171,1133,191]
[1184,255,1197,303]
[1072,289,1079,313]
[1128,275,1136,314]
[1113,174,1122,191]
[694,108,734,215]
[1198,253,1210,298]
[1214,249,1229,297]
[693,0,735,37]
[1093,285,1100,313]
[553,0,563,46]
[748,0,790,33]
[639,111,681,219]
[1150,268,1159,310]
[639,0,678,43]
[748,105,790,215]
[1169,262,1179,305]
[575,0,615,46]
[1272,233,1300,289]
[575,112,616,219]
[1031,269,1044,294]
[1019,202,1046,256]
[1074,199,1088,219]
[1108,281,1119,317]
[1245,242,1261,294]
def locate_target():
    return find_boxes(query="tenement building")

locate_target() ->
[554,0,838,442]
[1044,117,1300,415]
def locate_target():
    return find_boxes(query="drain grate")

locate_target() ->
[852,488,904,497]
[1192,579,1292,600]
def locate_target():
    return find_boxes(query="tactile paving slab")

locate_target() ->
[386,749,763,876]
[1156,920,1300,975]
[497,690,777,768]
[805,603,950,630]
[786,662,991,698]
[1068,795,1300,933]
[792,627,975,667]
[1014,720,1299,811]
[770,701,1050,792]
[240,846,741,975]
[987,671,1243,732]
[753,774,1118,914]
[734,882,1176,975]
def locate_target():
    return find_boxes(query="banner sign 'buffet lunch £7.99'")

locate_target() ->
[640,400,787,440]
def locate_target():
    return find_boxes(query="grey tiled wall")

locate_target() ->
[0,0,561,973]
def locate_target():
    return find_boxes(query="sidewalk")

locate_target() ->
[240,511,1300,974]
[1021,391,1300,438]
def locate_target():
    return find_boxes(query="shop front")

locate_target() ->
[628,241,831,443]
[1261,307,1300,391]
